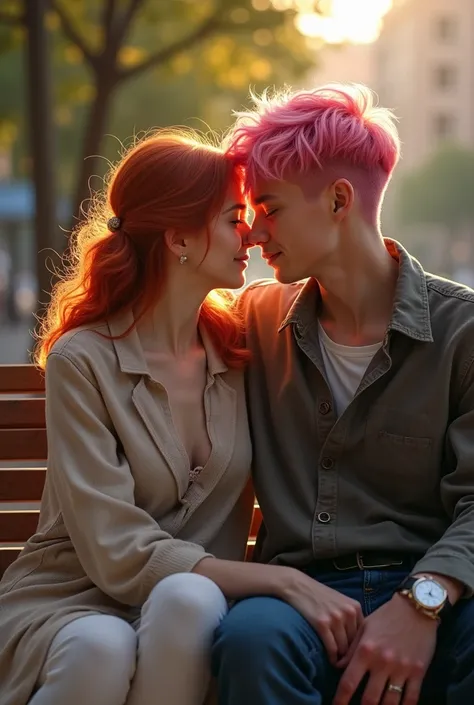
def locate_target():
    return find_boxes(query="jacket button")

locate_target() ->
[319,401,331,415]
[321,457,334,470]
[317,512,331,523]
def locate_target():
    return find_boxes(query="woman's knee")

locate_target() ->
[144,573,228,631]
[44,614,137,685]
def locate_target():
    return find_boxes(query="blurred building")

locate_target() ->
[375,0,474,172]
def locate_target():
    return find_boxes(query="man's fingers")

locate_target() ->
[333,654,366,705]
[381,677,405,705]
[400,676,423,705]
[359,671,388,705]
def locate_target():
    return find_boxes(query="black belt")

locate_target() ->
[324,551,418,571]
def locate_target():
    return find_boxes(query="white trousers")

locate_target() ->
[29,573,227,705]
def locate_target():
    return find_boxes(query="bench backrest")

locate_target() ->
[0,364,46,576]
[0,364,259,578]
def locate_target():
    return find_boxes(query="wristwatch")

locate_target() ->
[396,575,452,622]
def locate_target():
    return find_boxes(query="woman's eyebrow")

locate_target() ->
[222,203,246,213]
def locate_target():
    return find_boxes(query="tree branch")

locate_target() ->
[108,0,144,57]
[0,10,24,25]
[101,0,118,40]
[117,0,144,37]
[51,0,96,66]
[118,9,222,82]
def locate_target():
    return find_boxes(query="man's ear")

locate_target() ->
[332,179,354,215]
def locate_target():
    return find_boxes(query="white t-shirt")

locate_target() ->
[318,322,383,416]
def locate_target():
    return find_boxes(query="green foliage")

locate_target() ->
[398,144,474,230]
[0,1,25,150]
[0,0,320,202]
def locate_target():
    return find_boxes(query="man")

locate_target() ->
[211,84,474,704]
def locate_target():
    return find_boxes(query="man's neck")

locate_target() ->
[315,230,399,347]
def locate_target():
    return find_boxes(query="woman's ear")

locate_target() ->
[164,229,188,260]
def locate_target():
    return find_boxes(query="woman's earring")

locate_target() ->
[179,254,188,265]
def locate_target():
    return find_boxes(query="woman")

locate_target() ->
[0,130,254,705]
[0,129,336,705]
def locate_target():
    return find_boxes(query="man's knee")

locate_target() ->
[212,596,321,675]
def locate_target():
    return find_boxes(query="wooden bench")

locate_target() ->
[0,364,261,578]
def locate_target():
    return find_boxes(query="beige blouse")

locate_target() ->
[0,310,253,705]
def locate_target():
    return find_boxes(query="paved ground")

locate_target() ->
[0,323,35,364]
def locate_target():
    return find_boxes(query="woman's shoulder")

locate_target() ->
[49,320,109,356]
[47,320,117,383]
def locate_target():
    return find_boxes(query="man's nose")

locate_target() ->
[243,221,270,247]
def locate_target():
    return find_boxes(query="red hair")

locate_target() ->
[36,130,249,369]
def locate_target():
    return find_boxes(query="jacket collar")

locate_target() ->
[278,239,433,343]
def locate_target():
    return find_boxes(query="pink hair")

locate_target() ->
[225,83,401,223]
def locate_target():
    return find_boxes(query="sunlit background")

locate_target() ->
[295,0,393,44]
[0,0,473,361]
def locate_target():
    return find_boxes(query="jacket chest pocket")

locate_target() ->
[365,405,434,479]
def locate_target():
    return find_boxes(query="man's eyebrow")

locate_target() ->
[222,202,246,213]
[253,194,278,206]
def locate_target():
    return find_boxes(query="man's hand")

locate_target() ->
[333,594,438,705]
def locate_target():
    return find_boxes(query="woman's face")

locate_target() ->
[195,175,251,290]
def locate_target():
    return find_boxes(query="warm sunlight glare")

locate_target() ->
[295,0,394,44]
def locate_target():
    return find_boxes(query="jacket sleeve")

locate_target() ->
[45,350,212,606]
[412,355,474,594]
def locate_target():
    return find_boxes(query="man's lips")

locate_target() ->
[263,252,282,265]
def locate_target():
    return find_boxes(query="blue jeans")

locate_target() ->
[211,565,474,704]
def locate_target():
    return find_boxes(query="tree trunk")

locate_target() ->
[24,0,59,312]
[72,71,117,227]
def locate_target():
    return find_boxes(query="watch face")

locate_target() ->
[413,579,447,609]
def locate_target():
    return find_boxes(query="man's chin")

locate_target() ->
[273,266,304,285]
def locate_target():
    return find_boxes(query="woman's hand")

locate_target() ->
[278,569,364,665]
[194,557,363,663]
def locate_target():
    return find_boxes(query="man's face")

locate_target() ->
[249,176,341,283]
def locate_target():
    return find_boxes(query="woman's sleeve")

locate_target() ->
[45,350,212,606]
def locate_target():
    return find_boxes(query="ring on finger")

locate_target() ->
[387,683,404,694]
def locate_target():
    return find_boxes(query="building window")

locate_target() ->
[434,15,457,42]
[434,64,456,90]
[433,113,455,140]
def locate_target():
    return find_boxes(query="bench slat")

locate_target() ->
[0,549,21,575]
[0,512,39,542]
[0,469,46,501]
[0,399,46,429]
[0,365,44,393]
[251,507,262,536]
[0,429,47,460]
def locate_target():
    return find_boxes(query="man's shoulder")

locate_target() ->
[425,272,474,334]
[238,278,307,320]
[425,271,474,306]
